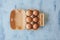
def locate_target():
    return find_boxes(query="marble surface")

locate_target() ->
[0,0,60,40]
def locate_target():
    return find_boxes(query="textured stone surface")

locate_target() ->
[0,0,60,40]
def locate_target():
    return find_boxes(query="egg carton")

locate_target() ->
[10,9,44,30]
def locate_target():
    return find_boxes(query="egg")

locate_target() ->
[26,17,32,22]
[33,23,39,30]
[26,10,33,16]
[33,17,39,22]
[26,23,32,30]
[33,10,39,16]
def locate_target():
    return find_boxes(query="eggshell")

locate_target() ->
[26,10,33,16]
[26,17,32,22]
[33,10,39,16]
[26,23,32,30]
[33,23,39,30]
[33,17,39,22]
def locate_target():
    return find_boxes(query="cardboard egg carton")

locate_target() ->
[10,9,44,30]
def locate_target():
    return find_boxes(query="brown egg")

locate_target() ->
[26,17,32,22]
[26,10,33,16]
[26,23,32,30]
[33,17,39,22]
[33,23,39,30]
[33,10,39,16]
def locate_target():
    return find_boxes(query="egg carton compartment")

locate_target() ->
[10,9,44,30]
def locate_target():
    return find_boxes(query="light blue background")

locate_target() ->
[0,0,60,40]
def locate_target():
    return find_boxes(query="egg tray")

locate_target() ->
[10,9,44,30]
